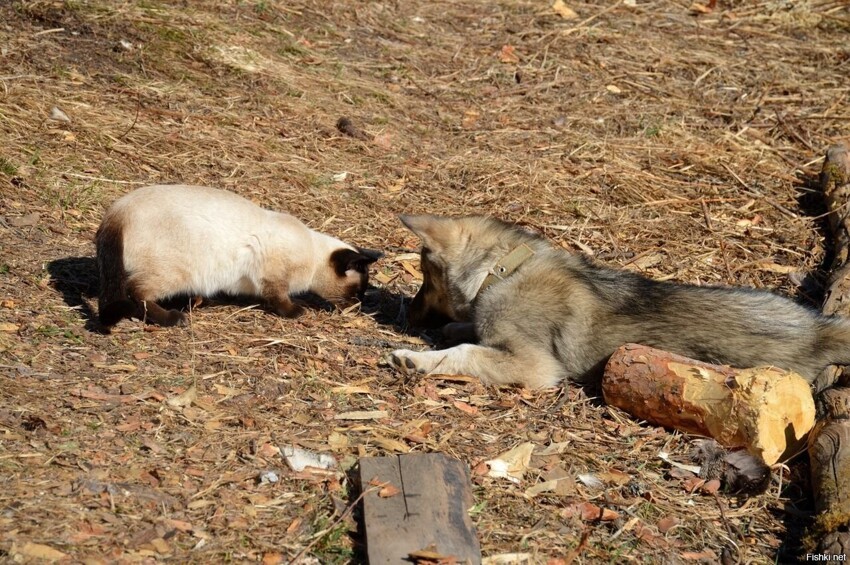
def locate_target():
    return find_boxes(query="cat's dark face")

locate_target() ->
[319,247,382,301]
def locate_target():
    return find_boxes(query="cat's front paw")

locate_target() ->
[383,349,425,375]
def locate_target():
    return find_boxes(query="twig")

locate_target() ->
[116,90,142,141]
[563,526,592,564]
[720,163,798,219]
[32,28,65,37]
[563,3,622,36]
[711,491,740,562]
[288,486,379,564]
[61,172,146,185]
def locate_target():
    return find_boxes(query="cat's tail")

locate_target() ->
[95,216,136,329]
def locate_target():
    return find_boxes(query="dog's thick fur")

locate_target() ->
[387,214,850,388]
[96,184,380,329]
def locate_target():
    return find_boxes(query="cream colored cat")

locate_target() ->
[96,184,379,329]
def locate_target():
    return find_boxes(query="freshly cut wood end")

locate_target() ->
[603,344,816,466]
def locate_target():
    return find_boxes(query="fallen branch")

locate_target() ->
[602,343,815,465]
[807,142,850,556]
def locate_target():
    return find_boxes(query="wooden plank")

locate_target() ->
[359,452,481,564]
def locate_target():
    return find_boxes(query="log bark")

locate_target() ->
[602,343,815,465]
[807,142,850,555]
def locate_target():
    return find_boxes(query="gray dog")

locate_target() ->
[385,214,850,389]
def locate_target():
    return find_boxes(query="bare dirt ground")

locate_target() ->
[1,0,849,562]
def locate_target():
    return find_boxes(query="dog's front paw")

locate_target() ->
[383,349,424,375]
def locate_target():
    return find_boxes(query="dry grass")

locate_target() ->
[1,0,848,562]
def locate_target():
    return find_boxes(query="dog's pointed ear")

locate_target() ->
[399,214,451,251]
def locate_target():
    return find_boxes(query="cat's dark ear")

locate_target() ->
[330,248,382,276]
[356,247,383,263]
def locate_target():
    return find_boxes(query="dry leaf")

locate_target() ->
[668,467,696,479]
[167,384,197,408]
[562,501,620,521]
[682,477,706,493]
[485,442,534,483]
[18,542,68,561]
[372,435,410,453]
[257,443,280,458]
[597,469,631,485]
[499,45,519,64]
[552,0,579,20]
[524,478,574,498]
[379,483,401,498]
[7,212,40,227]
[203,420,222,431]
[453,400,478,415]
[634,521,669,548]
[213,383,244,396]
[150,538,170,554]
[401,261,423,279]
[285,517,302,533]
[373,132,394,150]
[689,2,713,14]
[0,322,19,332]
[681,549,718,560]
[328,431,349,450]
[657,516,680,534]
[262,552,284,565]
[164,519,193,532]
[374,271,397,284]
[701,479,721,494]
[537,442,571,456]
[755,261,797,274]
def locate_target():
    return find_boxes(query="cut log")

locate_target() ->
[816,141,850,391]
[807,142,850,556]
[358,452,481,565]
[602,343,815,465]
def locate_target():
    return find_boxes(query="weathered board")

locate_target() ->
[358,452,481,564]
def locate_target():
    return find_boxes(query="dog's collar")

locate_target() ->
[476,243,535,296]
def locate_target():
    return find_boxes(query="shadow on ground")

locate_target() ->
[47,256,100,332]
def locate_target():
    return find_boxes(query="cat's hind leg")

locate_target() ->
[128,285,187,327]
[261,279,304,318]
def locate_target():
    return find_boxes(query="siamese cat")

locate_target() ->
[95,184,380,329]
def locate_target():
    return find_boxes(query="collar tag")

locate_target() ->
[477,243,535,296]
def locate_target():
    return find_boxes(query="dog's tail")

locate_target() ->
[817,317,850,367]
[95,216,135,328]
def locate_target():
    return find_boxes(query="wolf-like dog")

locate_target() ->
[385,214,850,389]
